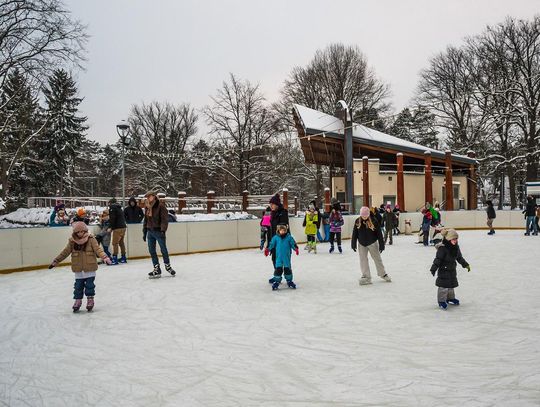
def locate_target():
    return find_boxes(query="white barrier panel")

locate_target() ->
[0,212,527,273]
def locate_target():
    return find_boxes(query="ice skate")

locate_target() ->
[287,281,297,289]
[338,245,342,253]
[148,264,162,279]
[72,299,82,312]
[86,296,94,311]
[438,301,448,310]
[447,298,460,306]
[381,274,392,282]
[329,244,334,253]
[111,255,119,265]
[119,255,127,264]
[272,281,280,290]
[359,277,372,285]
[165,263,176,276]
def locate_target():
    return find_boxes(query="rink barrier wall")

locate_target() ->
[0,211,527,274]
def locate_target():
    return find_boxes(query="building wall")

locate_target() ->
[332,159,469,212]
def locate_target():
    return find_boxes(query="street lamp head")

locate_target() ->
[116,120,130,138]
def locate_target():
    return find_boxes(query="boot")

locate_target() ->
[72,299,82,312]
[111,255,119,265]
[148,264,162,279]
[86,296,95,311]
[119,254,127,264]
[165,263,176,276]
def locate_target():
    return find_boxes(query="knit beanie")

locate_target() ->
[269,194,281,206]
[72,221,89,234]
[276,224,288,233]
[77,207,86,217]
[441,228,458,240]
[360,206,370,218]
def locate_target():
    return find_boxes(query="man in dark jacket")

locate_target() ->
[108,198,127,264]
[143,191,175,278]
[268,193,289,267]
[486,200,496,235]
[523,195,538,236]
[124,196,144,223]
[381,205,397,245]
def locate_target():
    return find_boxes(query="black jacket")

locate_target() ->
[270,205,289,238]
[430,240,469,288]
[351,217,384,251]
[109,203,127,230]
[124,197,144,223]
[523,199,537,217]
[382,211,397,229]
[486,204,496,219]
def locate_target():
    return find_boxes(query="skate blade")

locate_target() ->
[148,275,162,279]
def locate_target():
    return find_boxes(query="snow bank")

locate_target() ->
[175,212,255,222]
[0,207,51,228]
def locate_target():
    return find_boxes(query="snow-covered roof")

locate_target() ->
[293,104,477,165]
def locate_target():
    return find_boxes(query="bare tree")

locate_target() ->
[203,74,275,194]
[126,101,198,195]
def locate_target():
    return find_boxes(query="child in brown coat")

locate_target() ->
[49,221,111,312]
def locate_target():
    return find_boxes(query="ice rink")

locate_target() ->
[1,230,539,406]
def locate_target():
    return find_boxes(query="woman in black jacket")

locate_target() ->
[268,193,289,267]
[351,206,391,285]
[430,228,470,309]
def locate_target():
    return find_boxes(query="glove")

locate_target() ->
[294,248,299,256]
[352,247,356,252]
[49,260,58,269]
[264,248,270,257]
[466,265,471,272]
[431,270,436,276]
[104,257,112,265]
[379,247,384,253]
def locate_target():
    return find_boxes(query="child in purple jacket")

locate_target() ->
[329,202,344,253]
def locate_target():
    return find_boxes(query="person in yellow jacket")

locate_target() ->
[303,203,319,253]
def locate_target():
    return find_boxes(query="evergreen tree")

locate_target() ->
[0,69,42,205]
[389,108,414,140]
[40,69,88,195]
[411,106,439,149]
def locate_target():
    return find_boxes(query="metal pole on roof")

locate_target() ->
[336,100,354,214]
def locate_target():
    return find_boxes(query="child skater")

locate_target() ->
[429,228,471,310]
[259,207,272,250]
[49,221,112,312]
[303,203,319,253]
[328,201,344,253]
[95,209,112,259]
[265,224,299,290]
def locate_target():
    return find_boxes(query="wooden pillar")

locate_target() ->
[467,151,478,210]
[207,191,215,214]
[294,196,298,215]
[445,151,454,210]
[282,188,288,212]
[242,190,249,212]
[362,156,369,208]
[424,151,433,205]
[324,187,331,213]
[396,153,405,211]
[177,191,186,214]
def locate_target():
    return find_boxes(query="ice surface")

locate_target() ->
[1,230,539,406]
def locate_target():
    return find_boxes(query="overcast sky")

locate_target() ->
[65,0,540,145]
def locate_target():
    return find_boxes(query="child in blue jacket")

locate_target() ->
[264,224,299,290]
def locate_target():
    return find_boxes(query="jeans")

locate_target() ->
[103,245,111,258]
[316,229,323,242]
[73,277,95,299]
[323,224,330,241]
[147,230,170,265]
[329,232,342,246]
[526,216,538,234]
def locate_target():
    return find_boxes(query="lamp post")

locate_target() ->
[116,121,131,208]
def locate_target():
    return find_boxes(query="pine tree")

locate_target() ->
[0,69,42,206]
[40,69,88,195]
[411,106,439,149]
[389,108,414,140]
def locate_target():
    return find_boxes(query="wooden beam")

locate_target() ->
[445,151,454,210]
[424,151,433,205]
[397,153,405,211]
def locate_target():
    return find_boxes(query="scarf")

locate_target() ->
[72,231,90,246]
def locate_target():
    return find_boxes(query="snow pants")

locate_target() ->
[73,277,95,300]
[272,266,293,283]
[437,287,456,303]
[358,241,386,280]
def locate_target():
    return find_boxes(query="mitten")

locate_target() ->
[49,260,58,269]
[104,257,112,265]
[466,265,471,272]
[264,248,270,257]
[294,248,299,256]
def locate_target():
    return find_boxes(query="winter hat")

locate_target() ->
[332,202,341,211]
[360,206,370,218]
[72,221,88,234]
[269,194,281,206]
[145,190,157,198]
[441,228,458,240]
[386,204,391,210]
[77,207,86,217]
[308,203,315,211]
[108,197,117,204]
[276,224,288,233]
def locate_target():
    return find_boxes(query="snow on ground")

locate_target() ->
[1,230,539,406]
